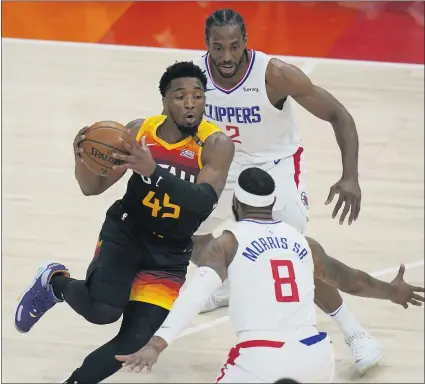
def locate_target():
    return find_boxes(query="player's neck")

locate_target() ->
[240,210,274,222]
[209,50,250,89]
[157,121,189,144]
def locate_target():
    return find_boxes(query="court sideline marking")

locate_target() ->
[178,259,425,339]
[3,38,424,70]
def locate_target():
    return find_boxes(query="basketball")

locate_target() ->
[81,121,129,177]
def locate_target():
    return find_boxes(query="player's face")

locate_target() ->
[163,77,206,135]
[206,25,247,78]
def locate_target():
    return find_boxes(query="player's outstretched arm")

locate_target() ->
[266,59,361,225]
[308,237,425,308]
[74,119,142,195]
[115,231,238,373]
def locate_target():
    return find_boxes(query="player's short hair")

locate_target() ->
[159,61,208,97]
[273,379,300,384]
[205,8,247,40]
[238,167,275,197]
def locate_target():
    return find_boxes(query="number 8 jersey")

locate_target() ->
[121,115,221,244]
[225,219,317,338]
[193,50,302,165]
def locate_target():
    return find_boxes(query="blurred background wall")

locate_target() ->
[2,1,424,64]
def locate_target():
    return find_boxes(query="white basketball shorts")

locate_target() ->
[215,332,334,383]
[196,147,309,236]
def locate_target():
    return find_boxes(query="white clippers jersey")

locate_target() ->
[193,50,302,164]
[226,219,317,337]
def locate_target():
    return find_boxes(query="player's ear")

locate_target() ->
[162,97,168,113]
[244,33,248,48]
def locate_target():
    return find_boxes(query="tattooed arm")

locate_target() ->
[307,237,424,308]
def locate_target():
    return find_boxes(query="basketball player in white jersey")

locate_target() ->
[116,168,424,383]
[187,8,381,373]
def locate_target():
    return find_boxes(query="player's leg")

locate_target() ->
[216,344,268,384]
[217,335,334,384]
[307,237,383,373]
[271,333,335,383]
[62,301,169,384]
[270,155,383,373]
[14,213,141,332]
[62,228,187,384]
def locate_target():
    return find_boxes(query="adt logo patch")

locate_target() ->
[180,149,195,159]
[301,191,309,208]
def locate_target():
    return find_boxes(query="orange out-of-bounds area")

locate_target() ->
[2,1,424,64]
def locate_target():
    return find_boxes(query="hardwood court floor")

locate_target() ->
[2,38,424,383]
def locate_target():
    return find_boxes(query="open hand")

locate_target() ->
[389,264,424,309]
[112,135,157,177]
[325,177,361,225]
[116,343,161,373]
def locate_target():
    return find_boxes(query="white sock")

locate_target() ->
[214,278,229,297]
[328,301,363,338]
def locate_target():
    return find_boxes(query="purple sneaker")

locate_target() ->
[14,261,70,333]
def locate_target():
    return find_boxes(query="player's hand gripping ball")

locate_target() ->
[74,121,130,177]
[112,135,157,177]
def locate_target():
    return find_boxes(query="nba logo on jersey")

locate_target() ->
[180,149,195,159]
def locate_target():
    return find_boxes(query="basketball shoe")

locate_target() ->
[14,261,69,333]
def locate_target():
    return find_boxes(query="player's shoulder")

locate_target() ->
[265,57,309,87]
[197,119,227,142]
[192,53,208,68]
[277,221,310,246]
[126,115,165,140]
[202,128,235,159]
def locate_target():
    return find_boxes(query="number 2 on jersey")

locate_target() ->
[142,191,180,219]
[225,125,241,144]
[270,260,300,302]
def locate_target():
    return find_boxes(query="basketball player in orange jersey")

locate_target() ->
[14,61,235,384]
[189,9,382,373]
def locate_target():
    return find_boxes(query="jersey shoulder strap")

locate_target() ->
[193,119,222,146]
[136,115,166,141]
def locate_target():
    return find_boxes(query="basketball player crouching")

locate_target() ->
[14,61,235,384]
[117,167,425,383]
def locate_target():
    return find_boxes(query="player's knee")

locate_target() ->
[84,302,123,325]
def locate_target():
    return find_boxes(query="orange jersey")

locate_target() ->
[136,115,220,182]
[120,115,221,244]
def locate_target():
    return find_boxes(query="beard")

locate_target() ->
[210,51,246,79]
[168,109,201,136]
[176,123,199,136]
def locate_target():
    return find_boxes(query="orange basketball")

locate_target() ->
[81,121,129,177]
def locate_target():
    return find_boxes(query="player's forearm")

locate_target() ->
[150,165,218,215]
[74,159,107,196]
[338,268,397,300]
[330,109,359,180]
[321,257,396,300]
[154,267,222,345]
